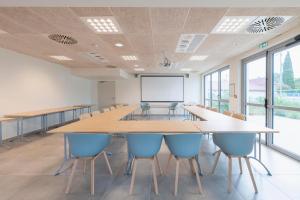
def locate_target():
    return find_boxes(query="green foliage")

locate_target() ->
[282,52,295,89]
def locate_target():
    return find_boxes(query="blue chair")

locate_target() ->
[164,134,203,196]
[127,133,163,195]
[140,102,151,118]
[211,133,258,193]
[168,102,178,119]
[65,133,112,195]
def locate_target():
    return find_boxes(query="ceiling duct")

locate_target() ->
[48,34,77,45]
[247,16,292,34]
[81,52,108,63]
[176,34,207,53]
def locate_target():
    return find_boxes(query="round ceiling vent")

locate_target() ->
[247,17,285,34]
[48,34,77,45]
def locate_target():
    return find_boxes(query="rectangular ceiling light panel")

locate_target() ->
[122,55,138,61]
[81,16,122,34]
[190,55,208,61]
[212,16,256,34]
[176,34,207,53]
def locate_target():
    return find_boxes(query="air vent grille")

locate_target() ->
[48,34,77,45]
[247,16,292,34]
[176,34,207,53]
[82,52,108,63]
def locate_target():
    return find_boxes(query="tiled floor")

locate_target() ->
[0,115,299,200]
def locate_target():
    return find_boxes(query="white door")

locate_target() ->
[97,81,116,110]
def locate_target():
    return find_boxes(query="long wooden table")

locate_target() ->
[50,104,278,176]
[4,105,91,139]
[0,117,15,145]
[183,105,279,175]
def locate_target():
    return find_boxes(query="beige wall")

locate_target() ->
[202,25,300,113]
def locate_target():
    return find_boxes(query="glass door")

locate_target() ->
[270,43,300,157]
[243,56,267,128]
[211,72,219,109]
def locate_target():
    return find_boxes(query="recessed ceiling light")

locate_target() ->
[190,55,208,61]
[180,68,192,72]
[134,68,145,71]
[49,56,72,61]
[212,16,256,34]
[81,16,122,34]
[122,55,138,61]
[114,43,124,47]
[134,64,139,67]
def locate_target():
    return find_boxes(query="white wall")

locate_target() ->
[201,25,300,113]
[115,74,201,114]
[0,48,97,140]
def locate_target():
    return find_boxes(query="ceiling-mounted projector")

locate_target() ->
[160,56,172,68]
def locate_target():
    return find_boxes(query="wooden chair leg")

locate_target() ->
[165,153,172,174]
[103,151,113,175]
[211,150,221,174]
[152,158,159,195]
[65,159,78,194]
[174,159,180,196]
[91,159,95,195]
[189,159,196,175]
[192,158,203,194]
[129,159,137,195]
[244,157,258,193]
[227,156,232,193]
[155,155,163,175]
[83,160,87,175]
[238,157,243,174]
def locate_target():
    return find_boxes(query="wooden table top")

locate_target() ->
[4,106,82,118]
[184,106,278,133]
[0,117,15,122]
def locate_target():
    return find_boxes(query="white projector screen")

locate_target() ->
[141,76,184,102]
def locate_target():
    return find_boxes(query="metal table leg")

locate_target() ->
[248,133,272,176]
[54,134,72,176]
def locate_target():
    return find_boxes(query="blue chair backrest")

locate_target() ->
[127,134,163,158]
[164,134,202,158]
[68,133,111,158]
[213,133,256,156]
[140,102,150,110]
[170,102,178,109]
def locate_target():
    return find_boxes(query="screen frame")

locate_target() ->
[140,75,185,102]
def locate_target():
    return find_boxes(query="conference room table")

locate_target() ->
[183,105,279,175]
[50,104,278,176]
[0,117,15,145]
[4,105,92,140]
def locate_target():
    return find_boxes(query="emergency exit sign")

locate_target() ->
[259,42,268,49]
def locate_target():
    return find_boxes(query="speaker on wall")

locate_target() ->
[134,74,139,78]
[185,74,190,78]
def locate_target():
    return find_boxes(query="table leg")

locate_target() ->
[54,134,72,176]
[0,122,2,145]
[248,133,272,176]
[125,152,134,175]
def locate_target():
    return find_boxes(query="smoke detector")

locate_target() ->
[176,34,207,53]
[247,16,292,34]
[48,34,77,45]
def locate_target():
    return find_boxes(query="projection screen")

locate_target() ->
[141,76,184,102]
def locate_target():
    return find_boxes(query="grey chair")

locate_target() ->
[168,102,178,119]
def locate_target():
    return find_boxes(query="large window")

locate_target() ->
[242,38,300,160]
[204,67,230,112]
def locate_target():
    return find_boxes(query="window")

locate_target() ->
[203,67,230,112]
[242,38,300,160]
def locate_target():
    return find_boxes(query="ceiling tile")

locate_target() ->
[111,7,152,35]
[150,8,189,34]
[183,8,228,33]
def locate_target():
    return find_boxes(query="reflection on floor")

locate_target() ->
[0,115,299,200]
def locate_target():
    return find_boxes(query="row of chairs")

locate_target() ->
[65,132,257,196]
[79,105,124,120]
